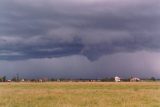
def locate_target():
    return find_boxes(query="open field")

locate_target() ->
[0,82,160,107]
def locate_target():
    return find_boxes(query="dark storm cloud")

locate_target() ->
[0,0,160,60]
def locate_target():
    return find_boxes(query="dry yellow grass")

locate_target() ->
[0,82,160,107]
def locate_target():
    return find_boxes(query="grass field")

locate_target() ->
[0,82,160,107]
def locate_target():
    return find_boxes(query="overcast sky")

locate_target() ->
[0,0,160,79]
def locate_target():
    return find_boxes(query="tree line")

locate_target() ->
[0,76,158,82]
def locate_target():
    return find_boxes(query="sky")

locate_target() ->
[0,0,160,79]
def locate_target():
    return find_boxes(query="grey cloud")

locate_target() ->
[0,0,160,60]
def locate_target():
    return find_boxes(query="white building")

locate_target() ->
[115,76,121,82]
[21,79,25,82]
[7,80,11,82]
[130,77,141,82]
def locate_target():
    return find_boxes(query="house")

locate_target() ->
[115,76,121,82]
[21,79,25,82]
[130,77,141,82]
[38,79,43,82]
[7,80,12,82]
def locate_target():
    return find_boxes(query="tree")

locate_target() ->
[0,77,3,82]
[0,76,6,82]
[11,77,17,82]
[2,76,6,82]
[101,77,115,82]
[150,77,156,81]
[50,78,56,81]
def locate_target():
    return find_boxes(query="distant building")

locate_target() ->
[7,80,11,82]
[115,76,121,82]
[130,77,141,82]
[57,79,61,82]
[21,79,25,82]
[38,79,43,82]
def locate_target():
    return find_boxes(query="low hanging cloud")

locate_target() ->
[0,0,160,61]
